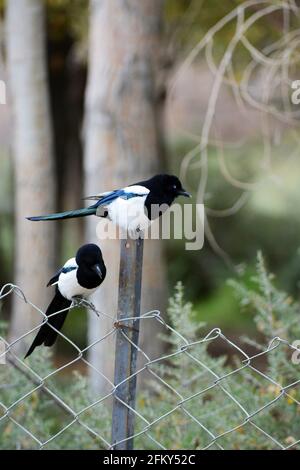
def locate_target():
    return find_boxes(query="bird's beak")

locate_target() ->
[92,264,103,279]
[177,189,191,198]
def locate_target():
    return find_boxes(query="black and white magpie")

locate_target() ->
[24,243,106,358]
[27,174,191,232]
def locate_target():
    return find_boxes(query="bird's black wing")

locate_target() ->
[47,269,62,287]
[24,289,72,358]
[46,266,77,287]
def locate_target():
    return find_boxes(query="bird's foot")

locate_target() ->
[82,300,100,317]
[72,297,100,317]
[127,226,145,241]
[72,296,83,306]
[88,302,100,317]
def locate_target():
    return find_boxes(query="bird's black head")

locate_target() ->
[76,244,106,286]
[140,174,191,200]
[162,174,190,199]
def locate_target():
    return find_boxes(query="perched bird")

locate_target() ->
[27,174,191,233]
[24,244,106,358]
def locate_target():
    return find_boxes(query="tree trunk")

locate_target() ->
[6,0,56,353]
[84,0,167,391]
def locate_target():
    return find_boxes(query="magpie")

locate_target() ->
[24,243,106,358]
[27,174,191,233]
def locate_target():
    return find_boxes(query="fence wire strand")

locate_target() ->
[0,283,300,450]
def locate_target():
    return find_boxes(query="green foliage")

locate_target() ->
[0,154,13,288]
[229,252,300,342]
[164,0,283,68]
[46,0,88,44]
[1,254,300,449]
[167,136,300,328]
[136,257,300,449]
[0,347,111,449]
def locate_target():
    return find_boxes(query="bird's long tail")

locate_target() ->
[27,207,96,222]
[24,290,72,358]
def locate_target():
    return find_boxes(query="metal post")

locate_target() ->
[111,236,144,450]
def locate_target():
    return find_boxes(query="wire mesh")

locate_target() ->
[1,283,300,450]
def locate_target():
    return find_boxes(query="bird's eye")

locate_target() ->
[173,184,177,190]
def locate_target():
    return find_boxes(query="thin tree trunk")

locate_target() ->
[6,0,56,353]
[84,0,167,391]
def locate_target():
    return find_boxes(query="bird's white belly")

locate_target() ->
[58,270,96,301]
[107,196,151,232]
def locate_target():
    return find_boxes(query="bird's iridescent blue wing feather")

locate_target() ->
[91,189,145,208]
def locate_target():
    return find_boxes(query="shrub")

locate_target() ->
[1,253,299,449]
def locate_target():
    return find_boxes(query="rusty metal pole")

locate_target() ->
[111,236,144,450]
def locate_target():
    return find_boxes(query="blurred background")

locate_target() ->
[1,0,300,383]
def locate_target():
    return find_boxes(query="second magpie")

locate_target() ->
[24,243,106,358]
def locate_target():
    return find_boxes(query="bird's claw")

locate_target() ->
[72,297,100,317]
[72,296,83,306]
[89,303,100,317]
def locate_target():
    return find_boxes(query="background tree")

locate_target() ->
[1,0,298,369]
[6,0,56,350]
[83,0,167,389]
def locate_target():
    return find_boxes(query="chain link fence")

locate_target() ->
[1,282,300,450]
